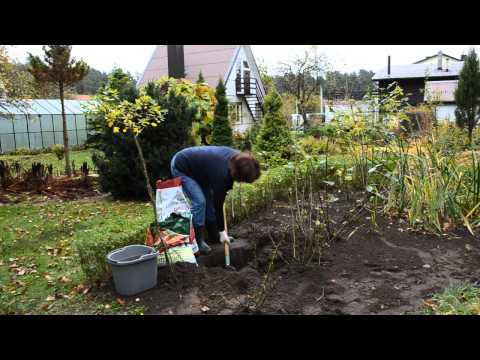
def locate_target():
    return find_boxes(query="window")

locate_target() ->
[228,103,243,125]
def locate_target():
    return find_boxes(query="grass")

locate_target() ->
[0,198,152,314]
[0,149,96,175]
[423,283,480,315]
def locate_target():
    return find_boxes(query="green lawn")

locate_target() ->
[423,283,480,315]
[0,149,96,175]
[0,199,152,314]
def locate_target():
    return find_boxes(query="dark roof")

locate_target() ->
[372,61,463,81]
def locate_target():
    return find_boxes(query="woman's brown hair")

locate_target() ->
[229,152,261,183]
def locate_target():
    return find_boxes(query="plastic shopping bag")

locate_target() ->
[145,177,199,263]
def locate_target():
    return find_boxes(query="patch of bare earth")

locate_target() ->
[101,193,480,315]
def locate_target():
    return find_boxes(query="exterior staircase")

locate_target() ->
[235,75,265,122]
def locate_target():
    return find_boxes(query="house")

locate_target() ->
[138,45,266,134]
[372,51,465,120]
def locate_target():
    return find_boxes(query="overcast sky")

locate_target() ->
[6,45,480,76]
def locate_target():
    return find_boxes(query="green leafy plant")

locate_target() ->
[52,144,65,161]
[424,283,480,315]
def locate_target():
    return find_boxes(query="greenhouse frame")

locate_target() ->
[0,99,93,153]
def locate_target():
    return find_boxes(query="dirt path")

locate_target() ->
[126,196,480,315]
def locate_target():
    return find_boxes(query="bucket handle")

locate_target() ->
[108,247,158,265]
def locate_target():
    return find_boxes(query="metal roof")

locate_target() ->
[373,61,464,81]
[0,99,94,115]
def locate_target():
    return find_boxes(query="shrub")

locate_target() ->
[254,87,294,167]
[73,211,152,282]
[52,144,65,160]
[299,136,329,156]
[89,74,205,200]
[402,106,435,135]
[23,162,50,192]
[6,147,45,156]
[0,160,14,189]
[225,157,338,226]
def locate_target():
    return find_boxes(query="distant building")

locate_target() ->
[138,45,266,134]
[373,51,463,105]
[372,51,465,120]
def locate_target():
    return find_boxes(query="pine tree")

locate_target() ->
[211,79,233,146]
[197,71,205,84]
[454,48,480,145]
[254,86,293,166]
[28,46,89,176]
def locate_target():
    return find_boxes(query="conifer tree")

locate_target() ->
[455,48,480,145]
[211,79,233,146]
[254,86,293,166]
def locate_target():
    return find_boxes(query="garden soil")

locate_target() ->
[106,193,480,315]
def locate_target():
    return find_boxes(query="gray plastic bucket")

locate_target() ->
[106,245,159,296]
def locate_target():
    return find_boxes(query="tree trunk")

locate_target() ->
[469,126,473,147]
[133,135,176,281]
[59,83,72,177]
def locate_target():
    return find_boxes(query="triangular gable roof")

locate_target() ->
[414,53,462,64]
[138,45,238,87]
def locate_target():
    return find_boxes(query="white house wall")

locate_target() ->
[227,95,255,134]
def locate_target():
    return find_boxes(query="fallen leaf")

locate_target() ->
[58,276,70,283]
[44,274,53,281]
[17,269,26,276]
[201,306,210,312]
[46,295,55,301]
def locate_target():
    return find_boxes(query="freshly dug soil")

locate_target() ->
[0,176,101,204]
[110,193,480,315]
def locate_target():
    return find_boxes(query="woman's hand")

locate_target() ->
[219,231,231,244]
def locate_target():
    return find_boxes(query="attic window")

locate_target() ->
[243,61,249,69]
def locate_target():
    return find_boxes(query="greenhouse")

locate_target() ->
[0,99,92,153]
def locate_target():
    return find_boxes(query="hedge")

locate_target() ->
[74,210,152,283]
[225,157,339,226]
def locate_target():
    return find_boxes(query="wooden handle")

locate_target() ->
[224,242,230,267]
[223,203,231,267]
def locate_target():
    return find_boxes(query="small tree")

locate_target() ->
[28,45,89,176]
[254,86,294,166]
[211,79,233,146]
[455,48,480,145]
[196,71,205,84]
[91,86,178,278]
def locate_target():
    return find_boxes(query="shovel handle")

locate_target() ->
[223,203,231,267]
[224,242,230,267]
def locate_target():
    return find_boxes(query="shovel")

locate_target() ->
[223,203,236,271]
